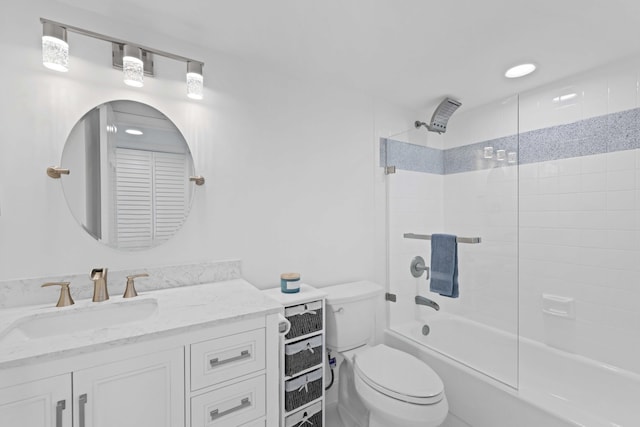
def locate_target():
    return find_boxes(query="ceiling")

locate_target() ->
[58,0,640,112]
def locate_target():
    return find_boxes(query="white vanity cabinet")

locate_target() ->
[73,347,184,427]
[0,310,280,427]
[0,374,71,427]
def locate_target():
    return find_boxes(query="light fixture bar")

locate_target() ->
[40,17,205,99]
[40,18,203,66]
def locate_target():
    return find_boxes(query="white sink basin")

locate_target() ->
[0,298,158,345]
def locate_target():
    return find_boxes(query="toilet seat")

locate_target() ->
[354,345,444,405]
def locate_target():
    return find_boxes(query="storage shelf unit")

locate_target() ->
[262,284,327,427]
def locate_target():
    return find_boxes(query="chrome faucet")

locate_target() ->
[91,268,109,302]
[415,295,440,311]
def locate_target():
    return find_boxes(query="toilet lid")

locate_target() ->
[354,345,444,405]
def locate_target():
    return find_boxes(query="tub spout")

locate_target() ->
[415,295,439,311]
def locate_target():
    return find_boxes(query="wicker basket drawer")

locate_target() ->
[285,401,323,427]
[284,368,323,412]
[285,335,323,376]
[284,301,323,340]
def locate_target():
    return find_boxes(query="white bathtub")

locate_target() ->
[386,316,640,427]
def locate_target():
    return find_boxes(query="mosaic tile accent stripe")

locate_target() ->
[444,135,517,174]
[380,138,444,174]
[382,107,640,174]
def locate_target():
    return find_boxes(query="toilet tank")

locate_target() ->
[323,281,383,352]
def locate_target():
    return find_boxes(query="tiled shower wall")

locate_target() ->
[517,57,640,375]
[385,56,640,376]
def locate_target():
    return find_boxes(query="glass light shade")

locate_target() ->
[42,36,69,72]
[123,55,144,87]
[186,72,203,100]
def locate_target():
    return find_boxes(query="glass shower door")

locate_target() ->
[385,95,519,388]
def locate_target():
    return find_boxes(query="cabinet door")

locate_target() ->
[0,374,71,427]
[73,347,184,427]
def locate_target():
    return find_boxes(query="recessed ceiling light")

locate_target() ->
[505,63,536,79]
[125,129,143,136]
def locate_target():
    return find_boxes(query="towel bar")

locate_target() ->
[403,233,481,244]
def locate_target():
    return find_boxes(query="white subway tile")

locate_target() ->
[575,247,606,267]
[538,176,559,194]
[606,190,637,210]
[607,230,640,251]
[606,150,637,171]
[606,211,640,230]
[519,178,539,196]
[607,63,638,114]
[581,172,607,192]
[605,248,640,270]
[557,175,582,193]
[581,154,607,173]
[558,157,582,176]
[607,170,637,191]
[572,211,608,230]
[580,229,608,248]
[539,162,560,178]
[580,70,610,120]
[577,192,607,211]
[519,163,539,179]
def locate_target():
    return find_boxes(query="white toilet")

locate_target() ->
[324,281,448,427]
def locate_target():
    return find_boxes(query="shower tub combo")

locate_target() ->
[385,313,640,427]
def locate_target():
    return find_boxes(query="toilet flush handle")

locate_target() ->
[333,307,344,314]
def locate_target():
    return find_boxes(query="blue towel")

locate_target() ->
[430,234,459,298]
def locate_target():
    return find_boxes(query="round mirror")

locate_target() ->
[61,100,195,250]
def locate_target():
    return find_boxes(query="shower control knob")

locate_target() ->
[410,256,430,279]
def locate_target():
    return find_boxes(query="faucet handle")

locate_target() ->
[123,273,149,298]
[42,282,74,307]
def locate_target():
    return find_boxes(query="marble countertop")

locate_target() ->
[0,279,283,368]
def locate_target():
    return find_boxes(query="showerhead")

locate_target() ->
[415,97,462,134]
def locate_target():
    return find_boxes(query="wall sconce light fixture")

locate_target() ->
[42,22,69,72]
[186,61,204,100]
[40,18,205,100]
[122,44,144,87]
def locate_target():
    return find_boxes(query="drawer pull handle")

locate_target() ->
[210,397,251,421]
[78,394,87,427]
[56,400,65,427]
[209,349,250,368]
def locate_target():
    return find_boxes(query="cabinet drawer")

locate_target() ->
[240,418,265,427]
[285,335,323,376]
[191,375,265,427]
[284,301,323,340]
[285,401,323,427]
[284,368,323,412]
[191,328,265,391]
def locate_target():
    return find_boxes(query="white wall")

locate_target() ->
[0,1,418,290]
